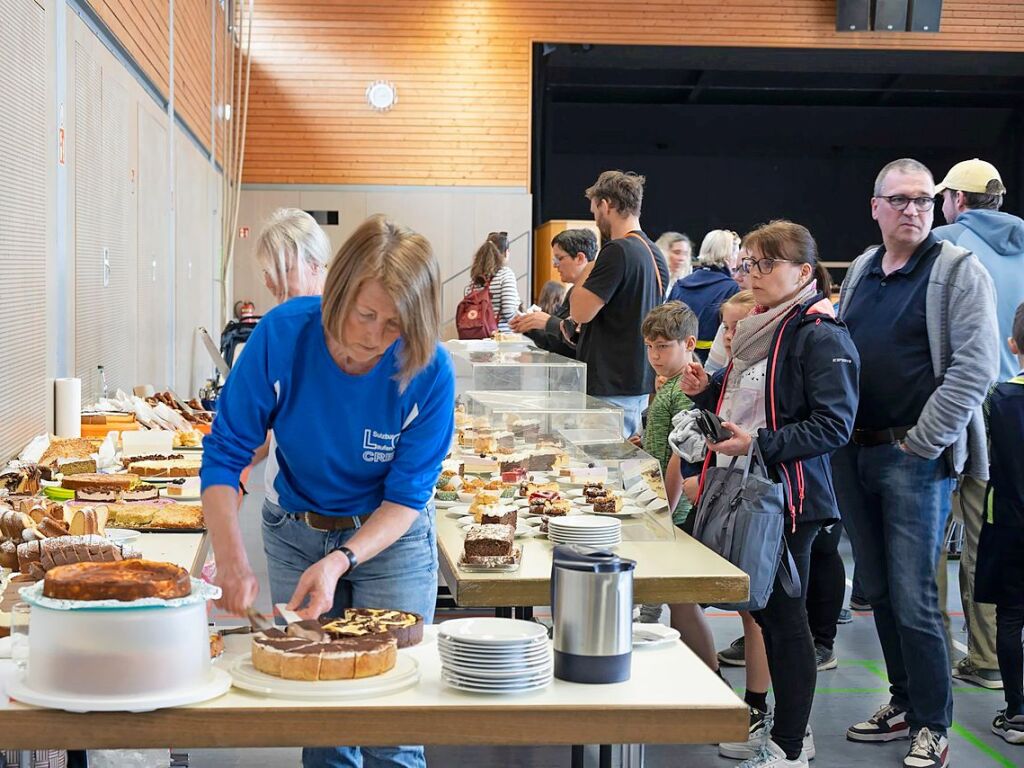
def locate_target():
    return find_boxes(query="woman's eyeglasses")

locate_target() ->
[740,257,807,275]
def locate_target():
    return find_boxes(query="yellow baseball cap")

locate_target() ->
[936,158,1006,195]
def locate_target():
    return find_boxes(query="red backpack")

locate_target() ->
[456,281,498,339]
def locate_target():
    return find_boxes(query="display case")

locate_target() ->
[445,342,586,395]
[569,441,676,542]
[462,390,624,445]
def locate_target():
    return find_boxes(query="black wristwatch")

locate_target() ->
[336,545,359,572]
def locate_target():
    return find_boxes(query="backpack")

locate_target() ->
[456,281,498,339]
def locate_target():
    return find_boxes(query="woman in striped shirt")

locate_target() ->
[470,231,521,332]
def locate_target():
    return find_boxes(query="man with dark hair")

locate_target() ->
[836,158,1000,768]
[931,158,1024,692]
[570,170,668,438]
[510,228,596,357]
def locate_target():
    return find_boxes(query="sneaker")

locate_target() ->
[804,725,816,760]
[992,710,1024,744]
[837,608,853,625]
[815,644,838,672]
[952,657,1003,690]
[849,596,872,611]
[847,703,911,743]
[720,707,772,759]
[736,739,808,768]
[719,635,747,667]
[904,727,949,768]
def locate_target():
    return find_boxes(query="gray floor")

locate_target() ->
[187,471,1019,768]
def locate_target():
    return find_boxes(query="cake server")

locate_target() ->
[245,606,274,632]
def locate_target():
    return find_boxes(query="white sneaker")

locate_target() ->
[720,707,772,759]
[736,739,808,768]
[804,725,815,761]
[903,727,949,768]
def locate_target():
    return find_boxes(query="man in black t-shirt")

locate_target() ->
[569,170,669,437]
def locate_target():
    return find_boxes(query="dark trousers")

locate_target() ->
[997,604,1024,717]
[807,522,846,651]
[752,522,822,760]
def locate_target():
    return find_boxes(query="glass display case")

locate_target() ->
[445,342,586,395]
[462,390,624,445]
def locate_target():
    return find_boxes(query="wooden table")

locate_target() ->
[436,509,748,608]
[0,630,747,751]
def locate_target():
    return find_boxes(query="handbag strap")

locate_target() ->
[777,536,802,599]
[626,232,664,295]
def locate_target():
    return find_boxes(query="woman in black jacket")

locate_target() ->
[681,220,860,768]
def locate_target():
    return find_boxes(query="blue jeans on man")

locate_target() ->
[832,442,955,734]
[262,499,438,768]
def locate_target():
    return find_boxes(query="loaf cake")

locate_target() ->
[251,627,397,681]
[37,438,95,476]
[0,463,41,495]
[17,535,140,578]
[43,559,191,601]
[480,507,516,528]
[62,473,139,491]
[464,523,514,560]
[56,457,98,476]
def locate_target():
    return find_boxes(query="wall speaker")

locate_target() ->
[836,0,871,31]
[874,0,909,31]
[909,0,942,32]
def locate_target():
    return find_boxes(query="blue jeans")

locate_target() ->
[832,443,955,733]
[262,499,438,768]
[592,394,648,438]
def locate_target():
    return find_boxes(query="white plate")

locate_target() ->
[548,515,621,531]
[103,528,140,544]
[549,537,621,547]
[229,654,420,699]
[579,506,643,518]
[6,668,231,713]
[433,498,463,509]
[442,669,552,687]
[439,649,551,665]
[159,490,202,502]
[444,505,471,518]
[645,498,669,512]
[441,673,551,694]
[635,489,658,503]
[632,623,681,650]
[439,640,550,657]
[438,618,548,645]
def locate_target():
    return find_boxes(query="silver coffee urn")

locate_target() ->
[551,544,637,683]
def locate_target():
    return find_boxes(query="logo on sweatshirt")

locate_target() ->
[363,429,400,463]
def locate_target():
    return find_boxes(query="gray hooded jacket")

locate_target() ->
[839,241,999,480]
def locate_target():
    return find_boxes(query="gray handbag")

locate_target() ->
[690,441,800,611]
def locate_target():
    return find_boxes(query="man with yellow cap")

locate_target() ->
[933,158,1024,693]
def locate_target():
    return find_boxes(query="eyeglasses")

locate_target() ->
[740,257,802,275]
[875,194,936,212]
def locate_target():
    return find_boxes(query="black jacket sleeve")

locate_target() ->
[691,368,727,411]
[525,292,577,358]
[755,323,860,465]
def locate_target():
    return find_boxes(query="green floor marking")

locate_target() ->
[951,723,1017,768]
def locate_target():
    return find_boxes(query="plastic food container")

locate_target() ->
[27,600,211,697]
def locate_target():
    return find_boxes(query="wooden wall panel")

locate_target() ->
[87,0,224,154]
[242,0,1024,187]
[173,0,213,149]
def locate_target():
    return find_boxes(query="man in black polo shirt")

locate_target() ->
[509,228,596,358]
[836,158,999,768]
[569,170,668,438]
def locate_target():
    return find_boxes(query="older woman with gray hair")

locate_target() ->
[667,229,741,361]
[255,207,331,303]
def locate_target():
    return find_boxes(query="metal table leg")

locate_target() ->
[571,745,586,768]
[514,605,533,620]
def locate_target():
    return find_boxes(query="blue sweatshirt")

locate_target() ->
[201,297,456,516]
[667,266,740,350]
[933,209,1024,381]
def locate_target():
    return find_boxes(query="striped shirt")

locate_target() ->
[488,266,521,332]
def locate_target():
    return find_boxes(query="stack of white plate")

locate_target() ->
[438,618,552,694]
[547,515,621,546]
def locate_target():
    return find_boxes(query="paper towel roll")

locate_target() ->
[54,378,82,438]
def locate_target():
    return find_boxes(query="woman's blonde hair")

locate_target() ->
[721,289,757,318]
[254,208,331,302]
[470,240,505,286]
[321,215,441,390]
[698,229,739,268]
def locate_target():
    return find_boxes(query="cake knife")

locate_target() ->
[245,606,274,632]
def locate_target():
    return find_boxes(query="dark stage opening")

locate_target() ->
[532,44,1024,271]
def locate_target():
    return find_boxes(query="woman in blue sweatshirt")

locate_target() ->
[201,215,455,768]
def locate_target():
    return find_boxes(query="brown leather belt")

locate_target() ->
[304,512,372,531]
[852,425,912,447]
